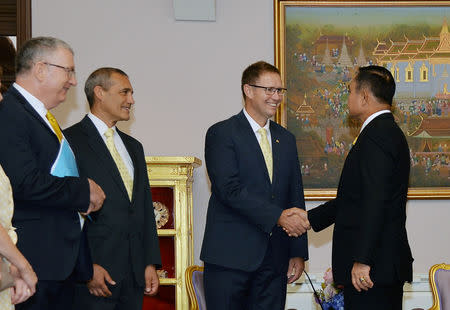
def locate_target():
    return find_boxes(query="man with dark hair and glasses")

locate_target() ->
[0,36,105,310]
[200,61,310,310]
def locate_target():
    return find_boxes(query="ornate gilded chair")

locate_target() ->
[428,263,450,310]
[186,265,206,310]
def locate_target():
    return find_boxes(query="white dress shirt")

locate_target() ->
[13,83,63,139]
[243,108,272,150]
[88,113,134,179]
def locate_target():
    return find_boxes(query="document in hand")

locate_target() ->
[50,138,79,178]
[50,139,85,227]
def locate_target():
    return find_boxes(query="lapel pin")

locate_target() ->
[276,139,280,143]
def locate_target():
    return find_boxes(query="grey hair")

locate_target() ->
[84,67,128,108]
[16,36,74,75]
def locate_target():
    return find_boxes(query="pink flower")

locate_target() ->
[323,283,338,301]
[316,267,344,307]
[323,267,333,285]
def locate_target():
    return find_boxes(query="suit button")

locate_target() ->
[271,195,275,199]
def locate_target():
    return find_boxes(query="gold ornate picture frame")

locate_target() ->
[274,0,450,199]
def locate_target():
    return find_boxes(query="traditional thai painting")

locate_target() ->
[275,2,450,197]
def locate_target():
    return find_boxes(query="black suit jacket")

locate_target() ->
[0,86,91,281]
[64,116,161,286]
[308,113,413,286]
[200,111,308,272]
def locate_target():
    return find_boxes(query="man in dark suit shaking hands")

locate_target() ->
[0,37,106,310]
[64,67,161,310]
[200,61,310,310]
[305,66,413,309]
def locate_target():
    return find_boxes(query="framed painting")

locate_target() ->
[274,0,450,199]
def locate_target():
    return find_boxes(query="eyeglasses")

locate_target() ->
[249,84,287,96]
[43,62,76,78]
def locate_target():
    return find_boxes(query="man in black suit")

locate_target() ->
[64,67,161,310]
[0,37,105,310]
[200,61,310,310]
[305,66,413,309]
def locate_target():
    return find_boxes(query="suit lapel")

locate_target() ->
[9,87,60,144]
[80,116,130,200]
[270,121,280,187]
[236,111,272,183]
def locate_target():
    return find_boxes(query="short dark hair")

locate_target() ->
[84,67,128,108]
[354,65,396,106]
[241,61,280,100]
[16,37,73,75]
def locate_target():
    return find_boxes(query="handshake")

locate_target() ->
[277,207,311,237]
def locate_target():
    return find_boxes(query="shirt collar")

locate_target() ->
[243,108,270,133]
[88,113,116,137]
[13,83,48,117]
[360,110,391,133]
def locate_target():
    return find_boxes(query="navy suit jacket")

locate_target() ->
[64,116,161,286]
[200,111,308,272]
[0,86,91,281]
[308,113,413,286]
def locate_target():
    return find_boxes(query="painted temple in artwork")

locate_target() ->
[374,19,450,184]
[373,19,450,100]
[287,18,450,187]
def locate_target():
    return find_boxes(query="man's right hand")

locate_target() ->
[87,264,116,297]
[85,179,105,215]
[277,207,311,237]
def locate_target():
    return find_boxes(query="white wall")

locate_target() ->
[306,199,450,274]
[32,0,449,275]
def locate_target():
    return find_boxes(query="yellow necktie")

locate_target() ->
[46,111,63,143]
[104,128,133,200]
[258,128,273,182]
